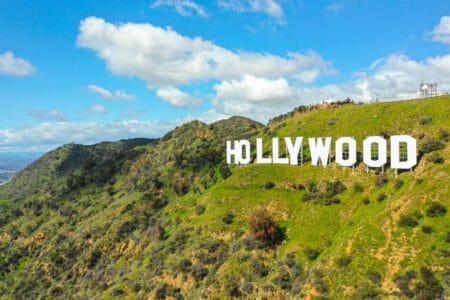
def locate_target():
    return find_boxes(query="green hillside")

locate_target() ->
[0,97,449,299]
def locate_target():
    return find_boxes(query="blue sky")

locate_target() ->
[0,0,449,152]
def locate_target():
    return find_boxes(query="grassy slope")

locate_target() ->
[166,96,450,298]
[0,97,448,299]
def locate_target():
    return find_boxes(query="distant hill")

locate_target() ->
[0,97,448,299]
[0,152,42,185]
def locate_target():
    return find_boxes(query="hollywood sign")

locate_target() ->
[226,136,417,170]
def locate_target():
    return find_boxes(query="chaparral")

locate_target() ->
[226,135,417,170]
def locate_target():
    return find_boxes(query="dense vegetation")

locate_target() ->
[0,97,449,299]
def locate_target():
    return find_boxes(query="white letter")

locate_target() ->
[285,137,303,165]
[309,137,331,166]
[335,137,357,167]
[256,138,272,164]
[363,136,387,168]
[390,135,417,169]
[226,140,239,164]
[239,140,251,165]
[226,140,251,164]
[272,138,289,164]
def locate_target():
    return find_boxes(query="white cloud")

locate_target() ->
[77,17,333,87]
[204,53,450,122]
[218,0,284,20]
[431,16,450,44]
[156,86,201,107]
[152,0,208,18]
[0,120,177,152]
[326,2,344,14]
[0,52,36,77]
[87,84,135,101]
[86,103,109,114]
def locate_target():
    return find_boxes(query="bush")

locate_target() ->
[251,257,269,277]
[222,212,235,224]
[425,202,447,217]
[362,197,370,205]
[377,193,387,202]
[399,214,419,227]
[368,270,382,285]
[219,162,232,179]
[248,207,284,247]
[191,264,208,281]
[264,181,275,189]
[427,152,444,164]
[375,173,388,186]
[446,232,450,243]
[419,138,445,154]
[394,179,404,190]
[195,205,205,216]
[421,225,433,234]
[336,255,352,267]
[438,128,449,142]
[302,180,346,205]
[415,266,444,299]
[272,268,292,290]
[111,287,125,296]
[304,248,321,261]
[419,116,432,125]
[353,183,364,193]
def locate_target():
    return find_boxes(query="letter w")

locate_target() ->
[308,137,331,166]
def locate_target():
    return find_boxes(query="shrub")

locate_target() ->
[415,266,444,299]
[304,248,321,261]
[225,275,241,297]
[377,193,387,202]
[368,270,382,285]
[195,205,205,216]
[191,264,208,281]
[362,197,370,205]
[302,180,346,205]
[264,181,275,189]
[272,268,292,290]
[111,287,125,297]
[398,214,419,227]
[248,207,284,247]
[394,179,404,190]
[219,162,232,179]
[421,225,433,234]
[353,183,364,193]
[336,255,352,267]
[425,202,447,217]
[251,257,269,277]
[222,212,235,224]
[419,138,445,154]
[419,116,432,125]
[438,128,449,142]
[427,152,444,164]
[375,173,388,186]
[177,258,192,273]
[446,232,450,243]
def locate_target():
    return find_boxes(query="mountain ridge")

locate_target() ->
[0,97,448,299]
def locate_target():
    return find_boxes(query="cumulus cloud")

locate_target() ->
[152,0,208,18]
[87,84,135,101]
[156,86,201,107]
[326,2,344,14]
[204,53,450,122]
[77,17,333,87]
[431,16,450,44]
[86,103,109,114]
[0,51,36,77]
[218,0,284,20]
[0,120,177,152]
